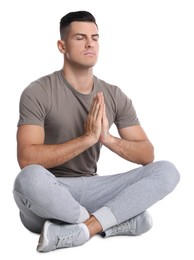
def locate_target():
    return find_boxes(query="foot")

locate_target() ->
[101,211,153,238]
[37,221,89,252]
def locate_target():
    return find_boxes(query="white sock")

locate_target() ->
[78,223,90,241]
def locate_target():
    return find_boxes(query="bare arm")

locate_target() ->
[17,125,97,169]
[101,125,154,165]
[17,93,104,169]
[100,100,154,165]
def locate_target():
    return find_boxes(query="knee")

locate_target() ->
[155,160,180,194]
[13,164,47,196]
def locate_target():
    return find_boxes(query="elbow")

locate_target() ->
[18,158,28,169]
[142,143,155,165]
[142,155,155,166]
[17,153,31,169]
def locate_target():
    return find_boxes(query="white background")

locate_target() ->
[0,0,193,259]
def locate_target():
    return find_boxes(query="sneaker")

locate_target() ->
[37,221,88,252]
[101,211,153,238]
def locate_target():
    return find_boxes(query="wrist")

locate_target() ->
[100,133,114,146]
[83,133,99,146]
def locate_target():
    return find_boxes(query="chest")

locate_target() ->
[44,89,115,144]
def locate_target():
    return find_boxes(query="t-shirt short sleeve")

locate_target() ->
[17,82,49,127]
[114,87,140,129]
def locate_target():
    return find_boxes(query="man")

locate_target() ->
[13,11,180,253]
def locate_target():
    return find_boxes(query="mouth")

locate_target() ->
[83,51,96,56]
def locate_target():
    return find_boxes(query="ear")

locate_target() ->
[57,40,66,54]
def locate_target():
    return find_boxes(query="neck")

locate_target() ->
[62,65,94,94]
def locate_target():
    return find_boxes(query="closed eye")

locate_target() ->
[74,33,99,41]
[92,35,99,41]
[76,35,84,40]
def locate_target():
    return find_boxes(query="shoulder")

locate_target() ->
[24,70,61,91]
[19,70,62,109]
[20,70,62,98]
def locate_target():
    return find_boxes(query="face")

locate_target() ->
[60,21,99,68]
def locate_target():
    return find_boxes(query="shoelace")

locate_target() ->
[56,229,80,248]
[111,219,134,235]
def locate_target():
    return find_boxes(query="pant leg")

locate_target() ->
[13,164,89,233]
[80,160,180,231]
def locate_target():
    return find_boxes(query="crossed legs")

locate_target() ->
[13,160,180,251]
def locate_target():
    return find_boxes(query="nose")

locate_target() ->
[86,38,94,48]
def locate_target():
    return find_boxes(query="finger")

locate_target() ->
[93,101,101,120]
[91,94,102,118]
[88,95,97,117]
[95,101,103,122]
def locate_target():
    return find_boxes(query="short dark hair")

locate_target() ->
[60,11,98,39]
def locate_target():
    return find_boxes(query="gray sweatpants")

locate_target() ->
[13,160,180,234]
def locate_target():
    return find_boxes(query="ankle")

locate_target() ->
[84,216,103,237]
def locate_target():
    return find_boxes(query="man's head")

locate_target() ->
[60,11,98,40]
[58,11,99,69]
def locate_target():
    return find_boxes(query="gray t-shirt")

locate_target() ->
[18,70,140,177]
